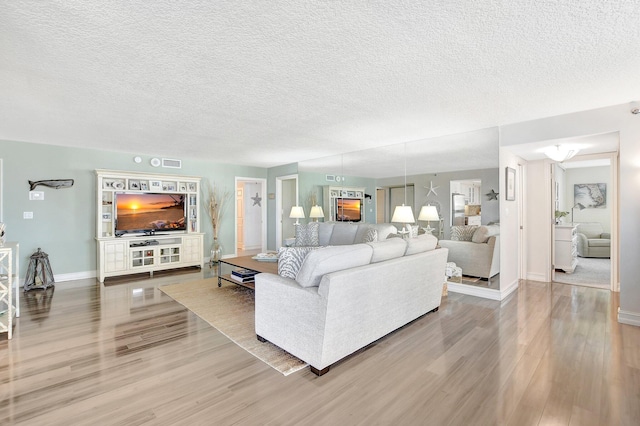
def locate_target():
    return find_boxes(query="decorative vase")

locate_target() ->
[210,237,222,265]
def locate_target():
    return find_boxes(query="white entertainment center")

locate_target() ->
[323,186,366,222]
[95,169,204,282]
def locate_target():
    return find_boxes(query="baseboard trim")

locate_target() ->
[527,272,547,282]
[54,270,96,283]
[500,279,520,300]
[447,282,501,301]
[618,308,640,327]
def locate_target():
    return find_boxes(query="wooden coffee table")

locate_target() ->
[217,255,278,290]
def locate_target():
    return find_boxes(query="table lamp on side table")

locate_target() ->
[309,205,324,222]
[289,206,305,225]
[391,204,415,238]
[418,205,439,234]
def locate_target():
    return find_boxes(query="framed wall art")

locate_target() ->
[505,167,516,201]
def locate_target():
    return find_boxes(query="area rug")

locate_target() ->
[160,278,307,376]
[554,257,610,288]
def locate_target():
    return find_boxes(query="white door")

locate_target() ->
[236,186,244,250]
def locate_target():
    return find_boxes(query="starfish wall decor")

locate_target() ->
[425,181,439,197]
[486,189,499,200]
[251,192,262,206]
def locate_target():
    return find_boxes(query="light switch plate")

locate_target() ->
[23,212,33,219]
[29,191,44,200]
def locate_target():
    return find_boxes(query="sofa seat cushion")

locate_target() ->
[277,246,323,279]
[588,238,610,247]
[328,223,359,245]
[296,244,373,288]
[405,234,438,255]
[366,238,407,263]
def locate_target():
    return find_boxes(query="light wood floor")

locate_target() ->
[1,270,639,425]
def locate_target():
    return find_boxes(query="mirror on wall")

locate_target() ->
[296,127,501,239]
[450,179,482,227]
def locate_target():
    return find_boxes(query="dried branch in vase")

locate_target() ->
[204,180,231,239]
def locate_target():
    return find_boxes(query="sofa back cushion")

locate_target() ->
[328,223,359,245]
[405,233,438,255]
[294,222,319,247]
[296,244,374,288]
[577,222,604,239]
[450,225,479,241]
[277,246,323,279]
[366,238,407,263]
[471,225,500,243]
[317,222,335,246]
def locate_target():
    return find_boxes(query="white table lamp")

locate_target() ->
[309,205,324,222]
[391,204,415,236]
[418,205,439,234]
[289,206,305,225]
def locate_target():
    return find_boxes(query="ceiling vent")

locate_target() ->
[162,158,182,169]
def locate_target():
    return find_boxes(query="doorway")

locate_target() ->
[235,177,267,256]
[276,174,298,249]
[551,156,615,290]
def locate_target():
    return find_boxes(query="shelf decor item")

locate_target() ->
[205,180,230,264]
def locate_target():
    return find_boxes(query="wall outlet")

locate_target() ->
[23,212,33,219]
[29,191,44,200]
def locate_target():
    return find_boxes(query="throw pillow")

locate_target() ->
[294,222,319,247]
[471,225,499,243]
[362,227,378,243]
[450,225,479,241]
[277,246,322,279]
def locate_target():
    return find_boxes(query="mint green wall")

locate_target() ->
[298,172,377,224]
[0,139,266,277]
[266,163,298,250]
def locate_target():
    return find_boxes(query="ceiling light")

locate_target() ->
[544,145,579,162]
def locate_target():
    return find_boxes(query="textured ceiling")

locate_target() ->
[1,1,639,168]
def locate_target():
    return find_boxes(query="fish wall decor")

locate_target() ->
[29,179,74,191]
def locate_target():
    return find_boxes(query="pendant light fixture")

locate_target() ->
[544,144,579,162]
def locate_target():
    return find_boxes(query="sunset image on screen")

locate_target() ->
[336,199,361,221]
[116,193,185,231]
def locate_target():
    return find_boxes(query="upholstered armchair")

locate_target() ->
[576,222,610,258]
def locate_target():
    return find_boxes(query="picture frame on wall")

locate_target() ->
[505,167,516,201]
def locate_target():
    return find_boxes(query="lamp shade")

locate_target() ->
[289,206,305,219]
[309,205,324,219]
[545,145,579,162]
[391,204,415,224]
[418,205,439,221]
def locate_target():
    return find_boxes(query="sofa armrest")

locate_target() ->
[575,233,588,256]
[600,232,611,239]
[254,273,326,361]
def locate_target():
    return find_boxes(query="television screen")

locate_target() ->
[335,198,362,222]
[116,193,186,234]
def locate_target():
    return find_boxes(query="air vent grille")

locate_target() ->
[162,158,182,169]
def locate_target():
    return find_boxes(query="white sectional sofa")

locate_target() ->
[255,234,448,376]
[438,225,500,279]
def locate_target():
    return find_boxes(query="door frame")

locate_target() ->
[548,151,618,291]
[276,174,299,249]
[234,177,267,255]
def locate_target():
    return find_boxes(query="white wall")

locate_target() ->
[565,166,611,232]
[523,160,552,282]
[500,102,639,326]
[243,181,263,249]
[498,148,525,296]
